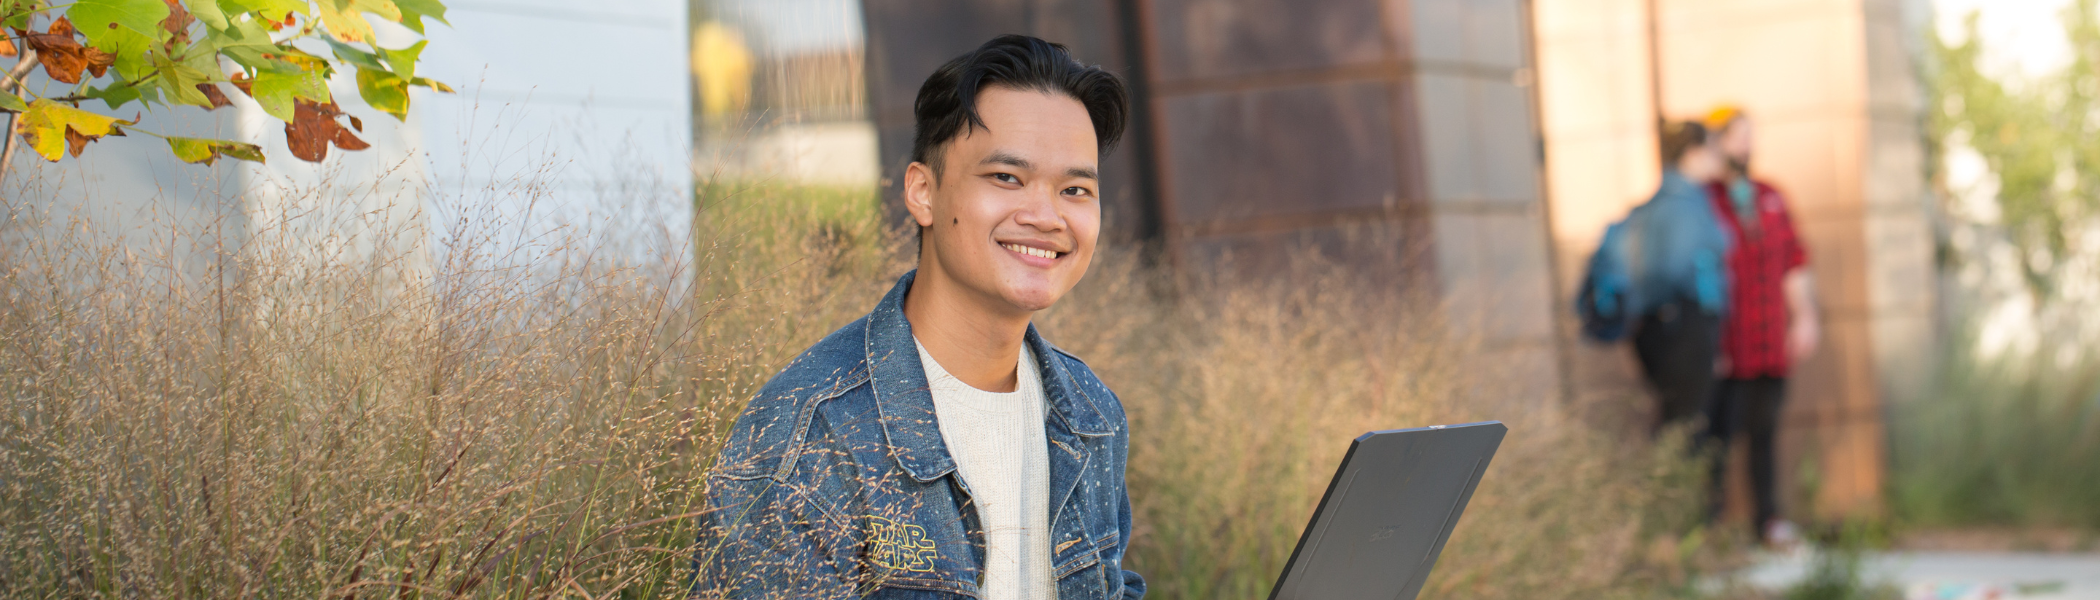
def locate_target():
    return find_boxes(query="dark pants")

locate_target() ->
[1631,304,1719,436]
[1708,376,1786,538]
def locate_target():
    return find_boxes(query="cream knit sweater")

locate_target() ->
[915,339,1055,600]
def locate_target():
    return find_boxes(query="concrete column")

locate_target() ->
[1407,0,1566,406]
[1532,0,1664,409]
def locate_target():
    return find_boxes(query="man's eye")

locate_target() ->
[993,173,1020,184]
[1064,187,1093,198]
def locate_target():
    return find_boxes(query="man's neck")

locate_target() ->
[904,266,1032,393]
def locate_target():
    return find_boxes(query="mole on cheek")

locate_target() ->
[953,218,959,224]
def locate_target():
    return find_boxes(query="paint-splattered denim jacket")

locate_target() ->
[693,270,1146,600]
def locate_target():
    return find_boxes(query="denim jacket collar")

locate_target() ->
[864,270,1114,482]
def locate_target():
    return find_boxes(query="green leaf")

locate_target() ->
[211,14,276,47]
[67,0,171,44]
[177,37,222,72]
[166,136,266,165]
[0,92,27,113]
[224,44,328,74]
[250,69,327,121]
[3,0,45,29]
[390,0,446,34]
[150,49,217,107]
[325,38,388,72]
[380,40,423,81]
[408,76,452,93]
[83,81,143,109]
[220,45,278,71]
[188,0,230,30]
[355,66,407,120]
[86,23,158,81]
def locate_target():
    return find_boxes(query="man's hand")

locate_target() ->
[1782,268,1818,363]
[1786,315,1819,362]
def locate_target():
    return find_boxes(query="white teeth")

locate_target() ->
[1003,243,1058,259]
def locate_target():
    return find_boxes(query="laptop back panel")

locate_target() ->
[1267,421,1507,600]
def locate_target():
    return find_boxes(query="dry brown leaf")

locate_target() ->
[160,0,194,44]
[331,124,368,150]
[18,19,89,84]
[64,126,89,156]
[0,37,17,58]
[83,47,114,79]
[285,99,368,162]
[197,83,231,109]
[62,117,124,157]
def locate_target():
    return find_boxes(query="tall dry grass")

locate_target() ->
[2,160,1714,597]
[1044,253,1715,600]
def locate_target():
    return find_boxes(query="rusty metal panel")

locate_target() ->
[859,0,1156,242]
[1146,0,1396,82]
[862,0,1031,122]
[1158,80,1404,231]
[1177,220,1436,289]
[1133,0,1429,262]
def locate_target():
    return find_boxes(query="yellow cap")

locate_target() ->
[1706,105,1745,130]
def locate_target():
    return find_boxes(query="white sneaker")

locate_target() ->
[1764,519,1802,549]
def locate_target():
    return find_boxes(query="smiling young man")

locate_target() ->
[695,36,1141,600]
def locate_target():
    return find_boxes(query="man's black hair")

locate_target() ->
[910,35,1130,176]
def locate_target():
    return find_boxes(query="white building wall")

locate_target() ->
[9,2,693,280]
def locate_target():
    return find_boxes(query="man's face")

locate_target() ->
[1719,117,1755,167]
[904,86,1101,315]
[1679,144,1723,182]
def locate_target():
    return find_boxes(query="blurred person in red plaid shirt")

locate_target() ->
[1702,106,1820,547]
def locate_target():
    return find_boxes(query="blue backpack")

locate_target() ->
[1576,218,1640,342]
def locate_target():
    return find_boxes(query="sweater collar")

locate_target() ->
[863,270,1112,483]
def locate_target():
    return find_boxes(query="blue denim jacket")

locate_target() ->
[1627,169,1733,316]
[694,270,1146,600]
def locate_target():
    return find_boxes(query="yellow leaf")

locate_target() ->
[351,0,402,23]
[17,99,130,161]
[317,0,373,43]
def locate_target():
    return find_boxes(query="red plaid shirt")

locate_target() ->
[1707,178,1807,379]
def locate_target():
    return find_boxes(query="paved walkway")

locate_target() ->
[1733,551,2100,600]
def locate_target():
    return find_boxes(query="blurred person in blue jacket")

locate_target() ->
[1627,121,1734,435]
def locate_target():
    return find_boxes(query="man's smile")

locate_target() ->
[1000,242,1065,260]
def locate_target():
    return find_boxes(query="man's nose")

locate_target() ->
[1012,188,1064,231]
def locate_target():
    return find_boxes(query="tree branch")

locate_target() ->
[1,49,41,186]
[1,48,36,94]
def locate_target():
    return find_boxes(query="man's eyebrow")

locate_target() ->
[1065,166,1098,180]
[980,151,1032,170]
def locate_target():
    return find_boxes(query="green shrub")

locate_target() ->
[1889,335,2100,530]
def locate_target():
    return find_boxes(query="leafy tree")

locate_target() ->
[0,0,452,181]
[1928,2,2100,295]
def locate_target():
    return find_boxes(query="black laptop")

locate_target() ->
[1267,421,1507,600]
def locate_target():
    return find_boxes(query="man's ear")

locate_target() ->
[903,161,938,228]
